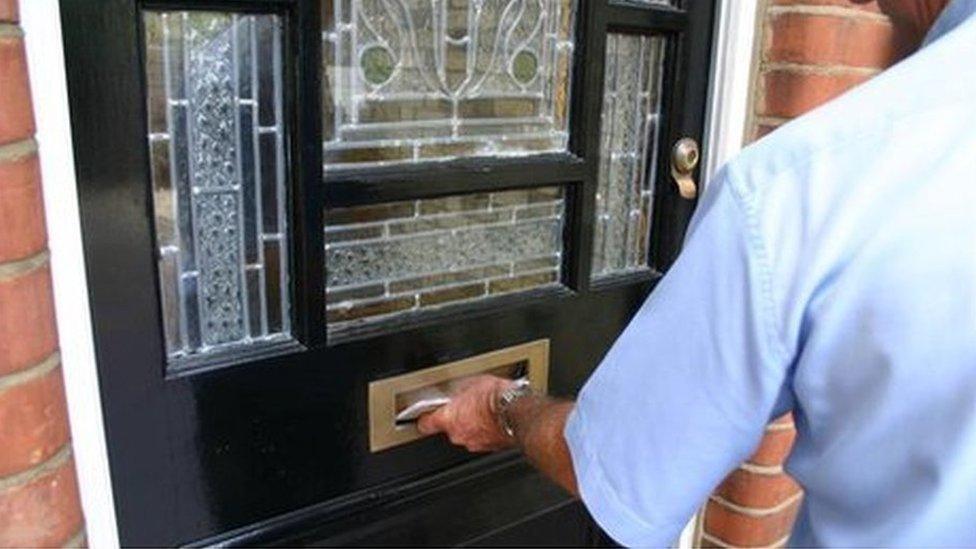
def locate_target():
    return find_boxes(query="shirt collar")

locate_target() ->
[923,0,976,46]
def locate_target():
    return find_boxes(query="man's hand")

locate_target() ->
[418,374,580,495]
[417,375,516,453]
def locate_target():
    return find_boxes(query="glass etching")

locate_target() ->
[592,33,665,279]
[325,188,565,334]
[144,11,291,364]
[321,0,578,169]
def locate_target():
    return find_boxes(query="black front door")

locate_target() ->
[60,0,715,545]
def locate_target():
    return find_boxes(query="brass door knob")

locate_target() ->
[671,137,700,199]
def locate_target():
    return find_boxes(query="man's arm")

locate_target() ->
[507,395,578,495]
[419,172,796,546]
[416,375,578,496]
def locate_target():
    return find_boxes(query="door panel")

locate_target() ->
[60,0,715,545]
[466,502,595,548]
[261,457,584,547]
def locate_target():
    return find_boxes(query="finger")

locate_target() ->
[417,408,448,435]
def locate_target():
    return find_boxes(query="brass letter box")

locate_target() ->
[368,339,550,452]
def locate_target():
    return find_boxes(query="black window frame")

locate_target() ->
[317,0,703,344]
[136,0,325,375]
[121,0,704,372]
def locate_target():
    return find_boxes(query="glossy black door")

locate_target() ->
[60,0,715,545]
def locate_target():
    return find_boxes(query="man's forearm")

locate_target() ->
[507,396,579,497]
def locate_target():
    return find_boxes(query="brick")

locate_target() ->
[488,271,558,294]
[754,123,782,141]
[326,202,415,226]
[419,282,485,306]
[326,283,385,305]
[704,496,802,547]
[771,0,883,12]
[760,69,871,118]
[326,295,416,323]
[0,149,46,262]
[388,264,509,294]
[714,469,802,509]
[0,0,17,23]
[0,264,58,376]
[490,187,562,208]
[0,36,34,145]
[418,193,490,215]
[0,363,70,477]
[767,13,897,68]
[747,425,797,467]
[0,455,84,547]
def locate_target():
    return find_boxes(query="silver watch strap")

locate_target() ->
[497,380,534,438]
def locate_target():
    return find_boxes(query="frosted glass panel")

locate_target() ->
[321,0,578,169]
[144,11,291,364]
[592,33,665,279]
[325,188,565,333]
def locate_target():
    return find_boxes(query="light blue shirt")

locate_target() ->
[565,2,976,546]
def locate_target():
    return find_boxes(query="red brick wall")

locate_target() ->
[0,1,86,546]
[699,1,899,547]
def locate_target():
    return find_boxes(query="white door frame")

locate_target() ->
[21,1,758,547]
[703,0,761,184]
[677,0,761,546]
[21,2,120,547]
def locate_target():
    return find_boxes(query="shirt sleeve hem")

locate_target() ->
[565,408,684,547]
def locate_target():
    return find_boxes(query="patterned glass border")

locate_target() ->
[591,33,666,279]
[325,187,565,334]
[144,10,292,364]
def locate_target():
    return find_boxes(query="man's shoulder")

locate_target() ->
[725,19,975,204]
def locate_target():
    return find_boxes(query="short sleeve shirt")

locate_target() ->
[565,3,976,546]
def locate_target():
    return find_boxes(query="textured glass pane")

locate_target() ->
[591,33,665,279]
[325,188,565,333]
[321,0,578,169]
[144,11,291,365]
[622,0,674,6]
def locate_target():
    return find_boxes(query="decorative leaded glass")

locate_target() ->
[591,33,665,279]
[325,188,565,333]
[144,11,291,364]
[622,0,674,6]
[321,0,578,169]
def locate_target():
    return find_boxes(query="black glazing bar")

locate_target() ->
[565,0,610,292]
[141,0,294,12]
[324,155,587,208]
[287,0,326,347]
[605,4,688,33]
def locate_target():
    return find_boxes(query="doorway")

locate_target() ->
[59,0,716,544]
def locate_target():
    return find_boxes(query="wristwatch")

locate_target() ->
[496,381,534,438]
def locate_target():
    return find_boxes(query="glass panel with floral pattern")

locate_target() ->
[321,0,579,169]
